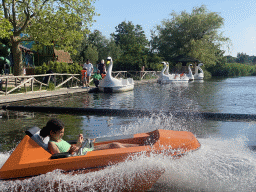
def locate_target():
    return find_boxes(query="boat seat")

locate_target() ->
[25,126,49,151]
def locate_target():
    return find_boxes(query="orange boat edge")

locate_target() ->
[0,127,200,191]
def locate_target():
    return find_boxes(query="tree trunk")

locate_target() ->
[11,36,23,76]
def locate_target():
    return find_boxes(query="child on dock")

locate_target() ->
[81,67,87,88]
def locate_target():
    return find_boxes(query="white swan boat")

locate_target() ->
[187,64,194,81]
[157,62,189,83]
[98,57,134,93]
[194,63,204,80]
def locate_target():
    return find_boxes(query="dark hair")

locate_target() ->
[40,119,64,138]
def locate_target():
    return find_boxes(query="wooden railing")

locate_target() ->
[112,71,158,80]
[127,71,158,80]
[0,71,158,95]
[0,73,81,95]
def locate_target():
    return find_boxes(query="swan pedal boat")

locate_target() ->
[98,57,134,93]
[157,62,190,83]
[0,127,200,188]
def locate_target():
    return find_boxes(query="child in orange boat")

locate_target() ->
[40,118,83,154]
[40,119,138,155]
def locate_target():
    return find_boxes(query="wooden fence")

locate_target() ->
[0,71,158,95]
[113,71,158,79]
[0,73,80,95]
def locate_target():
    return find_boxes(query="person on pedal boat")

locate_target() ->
[40,119,139,155]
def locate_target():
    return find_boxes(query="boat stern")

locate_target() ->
[148,129,200,156]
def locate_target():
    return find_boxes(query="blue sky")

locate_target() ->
[90,0,256,57]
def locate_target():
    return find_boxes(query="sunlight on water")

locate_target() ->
[1,115,256,191]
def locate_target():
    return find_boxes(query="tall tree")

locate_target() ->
[152,5,229,67]
[111,21,149,70]
[236,52,250,64]
[82,44,98,65]
[88,30,108,62]
[105,38,122,62]
[1,0,96,75]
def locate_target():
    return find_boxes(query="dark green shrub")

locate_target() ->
[207,62,256,77]
[47,82,55,90]
[35,61,82,75]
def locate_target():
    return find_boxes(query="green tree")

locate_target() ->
[236,52,250,64]
[225,55,236,63]
[88,30,109,62]
[75,30,122,64]
[82,44,98,65]
[152,5,229,67]
[0,10,12,39]
[1,0,97,76]
[111,21,149,70]
[252,57,256,65]
[105,38,122,62]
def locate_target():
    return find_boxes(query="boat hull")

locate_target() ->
[98,84,134,93]
[157,79,189,83]
[0,129,200,190]
[194,75,204,80]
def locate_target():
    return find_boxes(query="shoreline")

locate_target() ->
[0,79,157,105]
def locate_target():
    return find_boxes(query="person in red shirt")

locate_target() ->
[81,67,87,88]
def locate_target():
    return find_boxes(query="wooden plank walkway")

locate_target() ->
[0,87,89,104]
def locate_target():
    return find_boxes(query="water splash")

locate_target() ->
[1,114,256,191]
[0,152,10,169]
[0,152,167,191]
[1,137,256,191]
[105,113,188,138]
[151,137,256,192]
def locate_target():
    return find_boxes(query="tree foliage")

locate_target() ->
[152,5,229,67]
[0,10,12,39]
[82,44,98,64]
[1,0,97,75]
[111,21,149,70]
[236,52,250,64]
[224,53,256,64]
[74,30,122,65]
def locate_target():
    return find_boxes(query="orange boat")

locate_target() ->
[0,127,200,190]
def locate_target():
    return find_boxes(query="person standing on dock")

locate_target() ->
[98,59,106,76]
[81,67,87,88]
[83,59,93,87]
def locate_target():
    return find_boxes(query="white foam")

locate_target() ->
[151,137,256,191]
[0,153,10,169]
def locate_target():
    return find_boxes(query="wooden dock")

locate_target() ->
[0,79,157,104]
[0,87,89,104]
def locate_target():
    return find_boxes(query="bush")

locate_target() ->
[207,63,256,77]
[35,61,82,75]
[47,82,55,91]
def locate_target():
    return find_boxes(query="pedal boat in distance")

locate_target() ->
[0,127,200,186]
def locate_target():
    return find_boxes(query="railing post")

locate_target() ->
[47,75,51,85]
[54,75,56,86]
[24,77,27,93]
[31,77,34,92]
[5,78,8,95]
[71,75,73,87]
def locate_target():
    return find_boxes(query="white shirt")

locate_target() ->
[83,63,93,75]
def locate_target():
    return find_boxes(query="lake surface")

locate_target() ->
[1,76,256,191]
